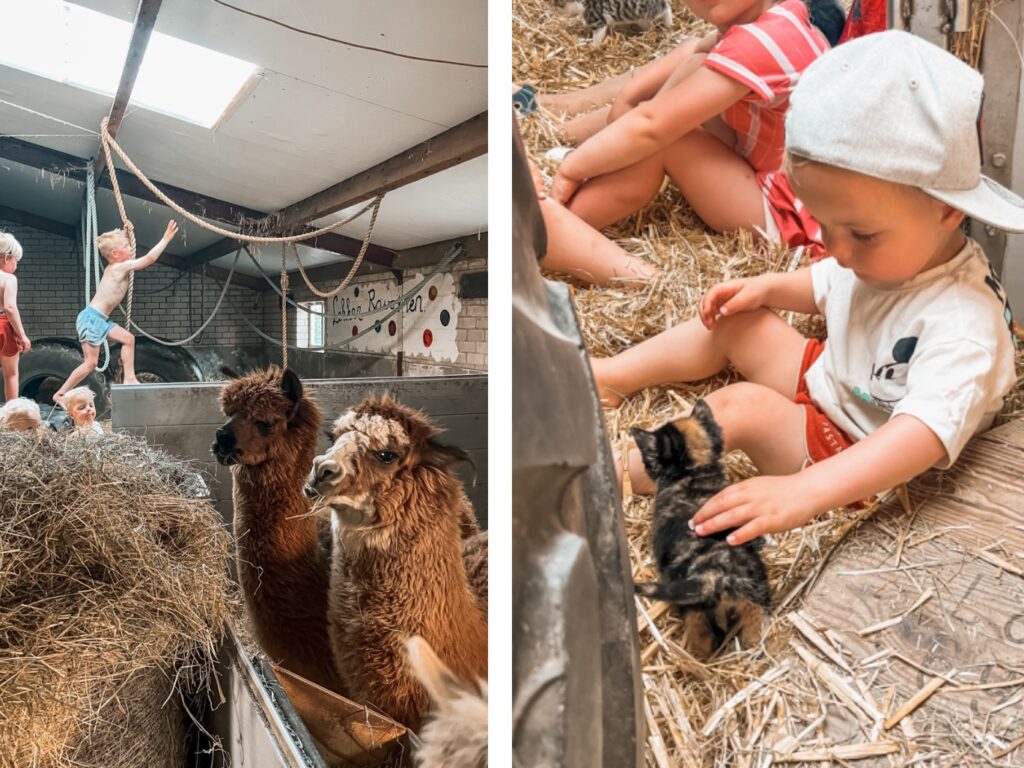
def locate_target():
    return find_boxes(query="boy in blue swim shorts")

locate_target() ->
[54,220,178,404]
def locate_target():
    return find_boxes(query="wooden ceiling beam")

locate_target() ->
[272,112,488,228]
[92,0,163,183]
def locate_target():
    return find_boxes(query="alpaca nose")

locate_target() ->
[215,427,235,450]
[313,457,340,484]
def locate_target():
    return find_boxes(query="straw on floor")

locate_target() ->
[0,431,235,768]
[515,1,1023,764]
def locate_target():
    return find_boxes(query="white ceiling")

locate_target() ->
[0,0,487,272]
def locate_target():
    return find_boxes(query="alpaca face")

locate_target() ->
[213,369,304,466]
[305,409,413,527]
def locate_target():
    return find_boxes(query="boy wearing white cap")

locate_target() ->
[594,31,1021,545]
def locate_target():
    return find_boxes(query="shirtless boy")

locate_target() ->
[54,221,178,403]
[0,232,30,401]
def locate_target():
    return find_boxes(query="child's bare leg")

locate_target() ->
[560,107,612,145]
[623,383,808,494]
[54,344,100,402]
[569,129,765,234]
[593,307,805,406]
[108,326,138,384]
[536,37,702,119]
[539,199,658,285]
[1,354,18,401]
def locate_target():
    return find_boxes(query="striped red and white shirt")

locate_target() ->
[703,0,829,258]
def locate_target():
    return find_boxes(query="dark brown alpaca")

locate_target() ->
[213,367,342,693]
[305,396,488,728]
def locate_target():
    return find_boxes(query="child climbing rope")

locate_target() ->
[53,221,179,404]
[598,32,1023,545]
[0,232,30,401]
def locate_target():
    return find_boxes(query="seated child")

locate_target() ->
[595,31,1022,545]
[0,231,30,400]
[53,221,178,404]
[0,397,42,432]
[540,0,831,284]
[63,386,102,435]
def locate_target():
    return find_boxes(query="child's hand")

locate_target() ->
[18,334,30,353]
[690,475,820,546]
[528,160,547,200]
[550,170,580,206]
[163,220,179,242]
[699,277,766,328]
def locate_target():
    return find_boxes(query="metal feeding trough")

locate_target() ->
[112,374,487,767]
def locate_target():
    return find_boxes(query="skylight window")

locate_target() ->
[0,0,258,128]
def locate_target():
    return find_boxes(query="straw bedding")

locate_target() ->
[515,1,1024,764]
[0,431,234,768]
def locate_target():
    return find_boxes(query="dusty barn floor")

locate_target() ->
[515,0,1024,764]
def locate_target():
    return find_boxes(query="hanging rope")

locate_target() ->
[290,194,383,298]
[82,166,111,373]
[98,117,138,331]
[125,247,244,346]
[280,244,289,369]
[98,117,383,245]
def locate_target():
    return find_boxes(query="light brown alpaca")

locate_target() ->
[305,396,488,728]
[213,367,343,693]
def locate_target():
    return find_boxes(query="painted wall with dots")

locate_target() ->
[328,271,462,361]
[279,253,487,372]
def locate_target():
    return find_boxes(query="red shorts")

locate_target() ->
[0,316,21,358]
[794,339,854,465]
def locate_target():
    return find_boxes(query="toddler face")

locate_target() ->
[69,399,96,426]
[790,161,966,286]
[683,0,769,28]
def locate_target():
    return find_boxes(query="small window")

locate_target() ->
[296,301,324,350]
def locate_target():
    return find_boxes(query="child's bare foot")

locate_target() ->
[122,376,140,385]
[590,356,630,408]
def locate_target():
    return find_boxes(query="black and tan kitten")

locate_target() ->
[630,400,771,659]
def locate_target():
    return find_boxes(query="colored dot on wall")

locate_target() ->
[428,286,438,301]
[440,309,451,327]
[353,286,360,297]
[374,320,382,334]
[388,320,397,337]
[351,325,358,336]
[423,329,433,347]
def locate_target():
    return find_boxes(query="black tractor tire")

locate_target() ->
[109,340,203,384]
[18,339,111,416]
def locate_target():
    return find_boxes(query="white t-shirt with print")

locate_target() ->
[806,239,1017,468]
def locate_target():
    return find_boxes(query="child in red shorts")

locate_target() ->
[596,33,1022,545]
[0,232,31,401]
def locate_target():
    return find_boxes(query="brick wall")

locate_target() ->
[276,252,488,373]
[2,220,268,345]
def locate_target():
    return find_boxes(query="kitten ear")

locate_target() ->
[691,399,724,460]
[629,427,662,478]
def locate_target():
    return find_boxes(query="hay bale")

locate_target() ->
[0,431,234,768]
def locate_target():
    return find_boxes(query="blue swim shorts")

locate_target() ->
[76,306,115,346]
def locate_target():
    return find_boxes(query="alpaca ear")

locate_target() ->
[281,369,303,420]
[281,369,303,402]
[405,636,468,705]
[422,439,472,470]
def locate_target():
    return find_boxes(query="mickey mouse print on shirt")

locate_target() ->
[852,336,918,412]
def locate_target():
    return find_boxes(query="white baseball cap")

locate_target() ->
[786,30,1024,233]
